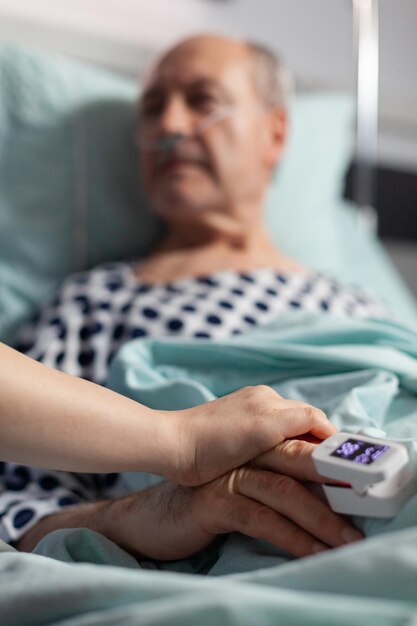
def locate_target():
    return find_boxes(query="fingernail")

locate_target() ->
[312,542,328,554]
[341,526,363,544]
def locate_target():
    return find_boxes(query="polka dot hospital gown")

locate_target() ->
[0,262,391,546]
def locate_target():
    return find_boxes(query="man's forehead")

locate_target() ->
[144,36,254,93]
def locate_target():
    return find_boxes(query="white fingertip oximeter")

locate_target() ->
[312,432,417,517]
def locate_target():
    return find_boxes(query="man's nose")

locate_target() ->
[158,96,194,136]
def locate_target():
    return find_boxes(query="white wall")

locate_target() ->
[0,0,416,170]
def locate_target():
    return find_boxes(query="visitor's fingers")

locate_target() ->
[269,400,336,442]
[242,385,335,441]
[175,384,337,487]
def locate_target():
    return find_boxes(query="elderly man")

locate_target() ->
[3,34,381,560]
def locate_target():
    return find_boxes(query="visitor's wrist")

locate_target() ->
[127,406,184,482]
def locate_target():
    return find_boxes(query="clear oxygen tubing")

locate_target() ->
[135,105,236,152]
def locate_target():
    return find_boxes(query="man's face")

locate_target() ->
[138,36,285,225]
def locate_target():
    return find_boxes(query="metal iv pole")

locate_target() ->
[353,0,379,231]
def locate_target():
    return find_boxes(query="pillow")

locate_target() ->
[331,200,417,330]
[0,42,159,342]
[0,42,354,342]
[266,93,353,267]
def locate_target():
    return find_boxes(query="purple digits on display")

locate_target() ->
[331,438,390,465]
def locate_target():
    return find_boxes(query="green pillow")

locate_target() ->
[266,93,353,266]
[0,42,354,342]
[0,42,159,341]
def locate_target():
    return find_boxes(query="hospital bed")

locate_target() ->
[1,8,417,626]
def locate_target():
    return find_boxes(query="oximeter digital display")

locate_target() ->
[330,439,390,465]
[312,432,417,518]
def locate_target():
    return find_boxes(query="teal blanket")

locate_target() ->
[2,313,417,625]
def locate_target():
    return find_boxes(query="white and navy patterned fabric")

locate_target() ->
[1,262,391,545]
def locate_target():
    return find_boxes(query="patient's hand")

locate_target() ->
[89,442,363,562]
[18,438,362,558]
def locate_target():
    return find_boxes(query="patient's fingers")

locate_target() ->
[221,494,330,558]
[195,476,328,558]
[197,467,363,559]
[253,439,327,482]
[253,438,341,484]
[233,467,363,551]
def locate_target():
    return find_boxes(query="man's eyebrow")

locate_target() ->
[142,78,230,101]
[188,78,224,91]
[187,79,233,99]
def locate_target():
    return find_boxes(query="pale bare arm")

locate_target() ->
[0,342,176,475]
[1,350,338,485]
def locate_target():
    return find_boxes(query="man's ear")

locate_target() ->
[264,107,288,170]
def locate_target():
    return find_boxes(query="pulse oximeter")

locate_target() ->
[312,432,417,517]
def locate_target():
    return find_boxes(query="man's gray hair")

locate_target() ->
[245,41,294,110]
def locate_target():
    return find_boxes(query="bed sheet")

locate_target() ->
[1,525,417,626]
[2,312,417,625]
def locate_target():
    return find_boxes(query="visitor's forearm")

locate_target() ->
[0,343,176,475]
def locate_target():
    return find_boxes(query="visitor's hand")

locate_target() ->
[168,385,337,486]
